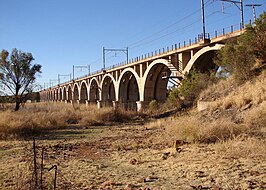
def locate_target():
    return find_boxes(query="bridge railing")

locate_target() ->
[46,21,253,90]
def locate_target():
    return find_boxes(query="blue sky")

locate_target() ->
[0,0,265,88]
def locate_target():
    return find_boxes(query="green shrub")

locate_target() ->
[166,88,182,109]
[148,100,159,112]
[178,69,210,105]
[215,12,266,84]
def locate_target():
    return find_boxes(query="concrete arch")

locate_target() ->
[118,68,140,110]
[62,86,67,101]
[88,77,100,103]
[142,59,171,102]
[73,83,80,101]
[183,44,223,74]
[67,85,72,101]
[47,91,50,101]
[100,74,117,107]
[52,90,56,101]
[48,90,51,101]
[80,80,88,103]
[55,89,59,101]
[59,88,63,101]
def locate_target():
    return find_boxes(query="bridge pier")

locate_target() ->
[85,100,89,106]
[73,100,80,104]
[112,101,119,110]
[136,101,146,112]
[97,100,102,109]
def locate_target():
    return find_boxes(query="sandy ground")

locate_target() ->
[0,124,265,190]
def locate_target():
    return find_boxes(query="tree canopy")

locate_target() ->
[215,12,266,83]
[0,48,42,111]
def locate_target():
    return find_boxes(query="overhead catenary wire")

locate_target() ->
[128,1,238,51]
[126,0,214,49]
[79,0,236,69]
[87,0,240,70]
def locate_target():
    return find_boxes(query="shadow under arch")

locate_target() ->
[67,85,72,101]
[88,78,100,104]
[183,44,223,74]
[142,59,171,102]
[100,74,116,107]
[191,50,219,74]
[73,83,79,101]
[62,87,67,101]
[118,68,140,110]
[80,81,88,103]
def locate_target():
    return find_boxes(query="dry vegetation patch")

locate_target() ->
[0,103,139,139]
[0,72,266,189]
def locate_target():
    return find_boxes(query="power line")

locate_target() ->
[127,0,214,49]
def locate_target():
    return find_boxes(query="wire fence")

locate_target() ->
[24,138,79,190]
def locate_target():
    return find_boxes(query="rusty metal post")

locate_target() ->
[40,147,44,189]
[33,138,38,188]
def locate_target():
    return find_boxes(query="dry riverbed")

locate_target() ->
[0,124,265,190]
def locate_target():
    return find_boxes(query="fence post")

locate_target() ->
[33,138,38,188]
[48,165,57,190]
[40,147,44,190]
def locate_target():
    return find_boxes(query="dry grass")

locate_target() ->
[151,103,265,144]
[157,116,249,144]
[0,102,137,139]
[214,136,266,159]
[203,72,266,110]
[199,76,236,101]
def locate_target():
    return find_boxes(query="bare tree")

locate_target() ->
[0,48,42,111]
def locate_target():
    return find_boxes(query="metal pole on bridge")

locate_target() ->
[220,0,244,29]
[201,0,206,40]
[246,4,262,22]
[103,47,106,70]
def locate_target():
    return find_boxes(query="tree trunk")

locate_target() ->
[14,101,20,111]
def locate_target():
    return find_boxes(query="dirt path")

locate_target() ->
[0,124,265,189]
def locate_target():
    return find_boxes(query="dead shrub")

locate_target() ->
[214,136,266,159]
[198,120,249,143]
[0,102,93,139]
[165,115,201,143]
[243,101,266,132]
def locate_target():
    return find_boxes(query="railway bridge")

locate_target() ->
[40,27,243,111]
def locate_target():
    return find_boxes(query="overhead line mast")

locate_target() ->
[246,4,262,21]
[221,0,244,29]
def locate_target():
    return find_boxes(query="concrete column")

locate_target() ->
[136,101,145,112]
[178,53,183,71]
[112,101,119,110]
[190,49,194,57]
[178,52,190,70]
[140,63,143,77]
[97,100,102,109]
[115,70,118,81]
